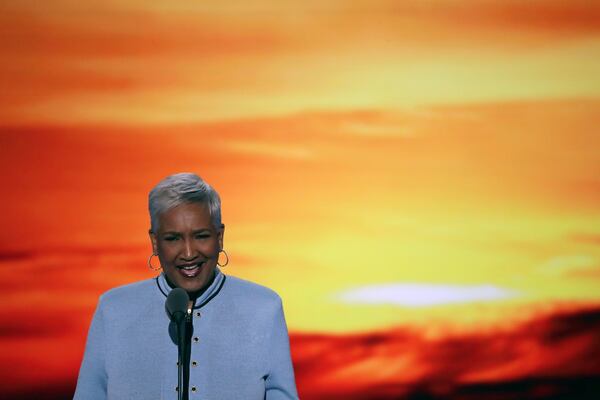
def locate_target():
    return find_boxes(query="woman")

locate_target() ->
[74,173,298,399]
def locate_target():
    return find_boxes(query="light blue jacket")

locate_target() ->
[74,269,298,399]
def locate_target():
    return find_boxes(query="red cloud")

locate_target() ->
[291,305,600,399]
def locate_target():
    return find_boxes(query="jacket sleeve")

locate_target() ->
[73,297,108,399]
[265,297,299,400]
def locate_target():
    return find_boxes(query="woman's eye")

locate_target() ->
[196,234,210,240]
[164,236,179,241]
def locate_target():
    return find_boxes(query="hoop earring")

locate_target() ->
[217,249,229,267]
[148,253,162,271]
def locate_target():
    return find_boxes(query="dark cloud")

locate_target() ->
[0,311,75,338]
[291,306,600,399]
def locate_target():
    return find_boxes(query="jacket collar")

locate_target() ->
[156,267,226,309]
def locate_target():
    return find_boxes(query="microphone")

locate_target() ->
[165,288,190,400]
[166,287,189,323]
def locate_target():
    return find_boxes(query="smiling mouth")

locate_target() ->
[176,261,206,277]
[179,262,204,270]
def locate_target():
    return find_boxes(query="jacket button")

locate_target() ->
[192,361,198,367]
[196,312,201,317]
[193,337,199,343]
[175,386,179,392]
[191,386,197,392]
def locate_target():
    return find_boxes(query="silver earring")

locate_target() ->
[217,249,229,267]
[148,253,161,271]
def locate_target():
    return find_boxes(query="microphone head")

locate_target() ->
[165,287,189,321]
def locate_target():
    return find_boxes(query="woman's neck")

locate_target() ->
[163,269,217,302]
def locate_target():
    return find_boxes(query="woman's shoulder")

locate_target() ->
[97,277,158,308]
[222,274,283,306]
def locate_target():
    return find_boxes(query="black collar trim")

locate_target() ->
[154,274,227,310]
[193,275,226,309]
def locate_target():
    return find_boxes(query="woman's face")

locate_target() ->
[150,202,224,294]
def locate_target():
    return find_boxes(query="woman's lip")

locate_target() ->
[177,263,202,278]
[177,261,205,270]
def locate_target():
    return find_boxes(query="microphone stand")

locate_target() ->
[174,308,190,400]
[166,288,191,400]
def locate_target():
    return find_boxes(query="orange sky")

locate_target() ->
[1,99,599,331]
[1,0,600,397]
[1,1,600,123]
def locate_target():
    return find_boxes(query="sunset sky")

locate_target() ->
[1,1,599,398]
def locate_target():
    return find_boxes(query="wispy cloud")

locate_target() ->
[3,1,600,124]
[224,141,314,160]
[335,283,518,307]
[537,254,598,277]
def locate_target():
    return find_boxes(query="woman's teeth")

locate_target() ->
[178,262,204,278]
[180,262,203,270]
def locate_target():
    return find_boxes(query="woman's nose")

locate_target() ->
[182,239,196,260]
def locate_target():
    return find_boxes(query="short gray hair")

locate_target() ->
[148,172,222,232]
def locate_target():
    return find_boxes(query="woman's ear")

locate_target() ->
[218,224,225,250]
[148,230,158,254]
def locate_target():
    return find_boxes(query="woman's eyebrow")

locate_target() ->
[161,229,211,235]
